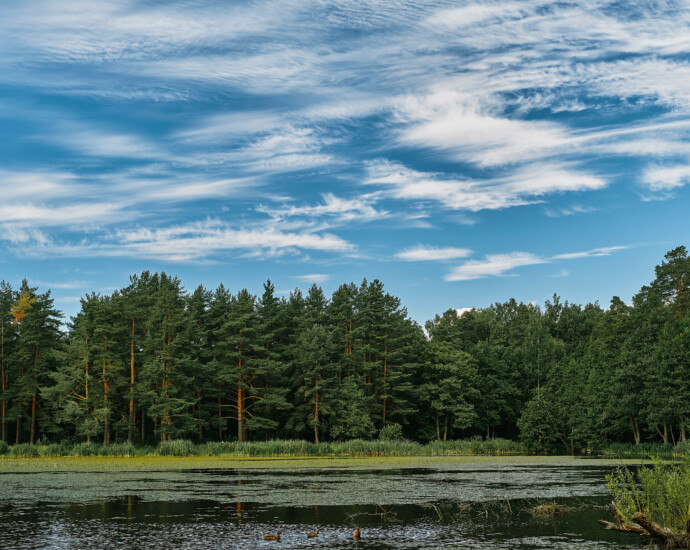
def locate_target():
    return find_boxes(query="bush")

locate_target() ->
[379,423,404,441]
[607,459,690,533]
[103,442,136,457]
[0,440,8,455]
[157,439,195,456]
[39,443,67,456]
[72,442,103,456]
[9,443,38,457]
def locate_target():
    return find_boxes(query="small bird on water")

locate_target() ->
[307,530,319,538]
[352,527,361,540]
[263,532,281,541]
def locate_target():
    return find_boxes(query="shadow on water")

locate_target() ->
[0,464,654,549]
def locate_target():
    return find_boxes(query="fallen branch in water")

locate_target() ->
[598,502,690,548]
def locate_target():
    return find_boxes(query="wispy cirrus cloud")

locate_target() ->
[446,245,630,281]
[396,246,472,262]
[366,160,606,212]
[258,193,385,225]
[0,0,688,317]
[446,252,546,281]
[642,165,690,192]
[293,273,330,283]
[7,219,354,263]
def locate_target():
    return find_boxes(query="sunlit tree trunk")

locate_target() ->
[128,317,135,443]
[314,382,319,444]
[1,324,6,443]
[30,348,38,444]
[237,382,245,442]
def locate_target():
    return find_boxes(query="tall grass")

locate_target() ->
[607,459,690,533]
[599,442,681,460]
[0,438,527,458]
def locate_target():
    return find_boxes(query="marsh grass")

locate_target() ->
[607,459,690,533]
[600,442,682,460]
[0,437,527,458]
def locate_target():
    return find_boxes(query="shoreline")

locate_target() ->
[0,454,648,472]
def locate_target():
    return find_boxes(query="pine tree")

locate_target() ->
[0,281,16,443]
[140,274,197,441]
[9,281,62,444]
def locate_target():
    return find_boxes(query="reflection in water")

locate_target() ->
[0,465,647,549]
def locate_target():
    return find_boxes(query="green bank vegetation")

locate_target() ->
[600,459,690,548]
[0,437,524,458]
[2,247,690,454]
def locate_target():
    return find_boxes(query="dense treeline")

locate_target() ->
[1,246,690,452]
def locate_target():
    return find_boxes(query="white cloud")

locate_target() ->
[552,245,630,261]
[446,245,629,281]
[258,193,385,224]
[396,245,472,261]
[8,218,354,263]
[642,165,690,192]
[293,273,330,283]
[446,252,546,281]
[366,160,606,212]
[396,90,569,167]
[545,205,597,218]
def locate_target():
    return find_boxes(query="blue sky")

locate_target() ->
[1,0,690,324]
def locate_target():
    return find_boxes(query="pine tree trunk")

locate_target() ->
[103,347,110,446]
[382,342,387,423]
[237,384,245,442]
[30,348,38,445]
[141,409,146,444]
[443,416,448,441]
[314,386,319,444]
[681,425,687,442]
[128,318,135,444]
[30,392,36,445]
[435,412,440,441]
[1,324,5,443]
[218,397,223,440]
[104,412,110,446]
[1,399,5,443]
[15,416,21,444]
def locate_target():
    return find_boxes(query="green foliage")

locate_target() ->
[600,442,679,460]
[5,247,690,450]
[379,423,404,441]
[0,440,8,455]
[9,443,38,457]
[607,460,690,532]
[157,439,195,456]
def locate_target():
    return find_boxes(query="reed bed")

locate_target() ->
[0,437,528,458]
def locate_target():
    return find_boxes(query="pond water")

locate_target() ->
[0,462,649,548]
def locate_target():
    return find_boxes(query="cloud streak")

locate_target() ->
[446,245,630,281]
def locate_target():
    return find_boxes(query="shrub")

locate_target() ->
[72,442,102,456]
[157,439,195,456]
[379,423,404,441]
[607,460,690,533]
[39,443,67,456]
[0,440,8,455]
[9,443,38,457]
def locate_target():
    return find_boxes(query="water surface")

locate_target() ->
[0,461,648,548]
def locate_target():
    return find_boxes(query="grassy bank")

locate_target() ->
[0,454,650,473]
[2,438,686,462]
[0,437,526,459]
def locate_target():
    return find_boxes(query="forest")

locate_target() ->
[1,246,689,453]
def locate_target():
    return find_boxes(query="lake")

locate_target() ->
[0,458,647,548]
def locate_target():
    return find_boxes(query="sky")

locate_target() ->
[1,0,690,325]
